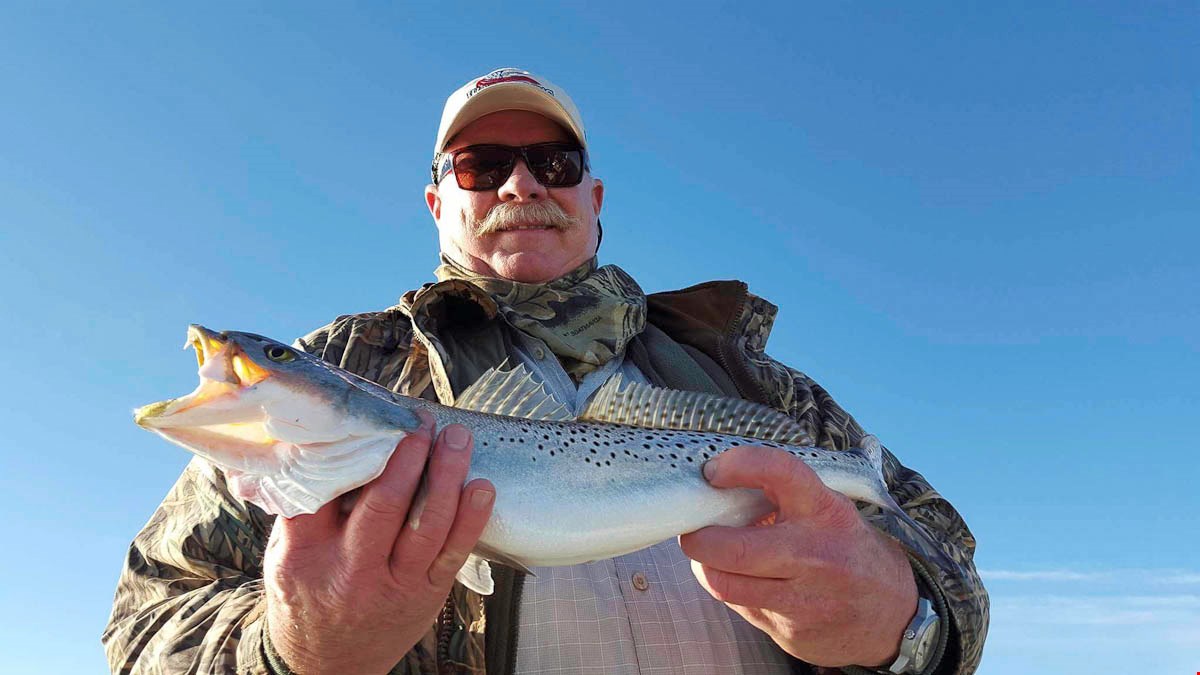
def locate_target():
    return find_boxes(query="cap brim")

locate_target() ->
[439,85,586,150]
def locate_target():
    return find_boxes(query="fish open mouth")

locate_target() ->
[134,325,409,517]
[133,324,288,476]
[134,325,271,430]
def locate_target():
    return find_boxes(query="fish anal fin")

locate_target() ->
[455,362,572,422]
[581,376,815,446]
[456,553,495,595]
[473,541,537,577]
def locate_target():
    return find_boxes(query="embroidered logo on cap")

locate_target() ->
[466,68,554,98]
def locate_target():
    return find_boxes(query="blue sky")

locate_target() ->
[0,3,1196,673]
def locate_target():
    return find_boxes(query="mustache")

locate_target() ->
[470,201,580,236]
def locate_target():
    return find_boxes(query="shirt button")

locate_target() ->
[631,571,649,591]
[534,346,546,360]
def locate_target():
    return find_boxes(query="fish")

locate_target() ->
[135,325,909,595]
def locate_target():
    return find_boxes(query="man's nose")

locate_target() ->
[497,158,542,202]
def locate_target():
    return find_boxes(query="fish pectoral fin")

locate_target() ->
[454,362,572,421]
[582,375,815,445]
[456,553,495,596]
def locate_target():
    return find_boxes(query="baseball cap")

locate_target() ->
[433,67,587,153]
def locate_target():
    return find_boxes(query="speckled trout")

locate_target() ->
[135,325,904,594]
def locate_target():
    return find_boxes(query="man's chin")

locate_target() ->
[489,250,576,284]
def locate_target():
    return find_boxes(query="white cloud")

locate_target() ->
[982,567,1200,584]
[977,567,1200,675]
[995,593,1200,626]
[981,569,1110,581]
[1157,571,1200,585]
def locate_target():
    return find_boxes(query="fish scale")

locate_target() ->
[136,325,905,594]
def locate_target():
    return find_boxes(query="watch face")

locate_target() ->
[912,616,941,670]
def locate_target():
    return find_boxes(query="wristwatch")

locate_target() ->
[886,597,941,674]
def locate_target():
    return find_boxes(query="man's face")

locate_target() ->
[425,110,604,283]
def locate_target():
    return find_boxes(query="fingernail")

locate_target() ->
[444,425,471,450]
[702,459,718,481]
[470,488,494,509]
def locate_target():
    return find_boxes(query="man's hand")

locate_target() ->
[679,445,918,669]
[263,412,494,675]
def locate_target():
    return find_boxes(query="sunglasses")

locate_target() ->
[432,142,589,191]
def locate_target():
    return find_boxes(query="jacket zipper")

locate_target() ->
[436,593,456,674]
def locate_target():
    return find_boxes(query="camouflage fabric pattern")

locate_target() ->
[104,276,987,674]
[435,255,647,381]
[102,458,275,674]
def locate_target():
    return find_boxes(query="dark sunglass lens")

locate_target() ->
[454,147,516,190]
[525,146,583,187]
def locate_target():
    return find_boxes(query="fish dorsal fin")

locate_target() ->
[582,375,815,445]
[454,362,573,422]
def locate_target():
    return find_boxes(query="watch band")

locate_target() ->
[886,597,939,673]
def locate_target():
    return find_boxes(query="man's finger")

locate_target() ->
[690,559,794,611]
[343,411,437,560]
[392,423,475,573]
[703,445,847,518]
[271,492,342,551]
[679,524,800,579]
[421,478,495,588]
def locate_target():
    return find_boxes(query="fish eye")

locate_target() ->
[264,345,296,363]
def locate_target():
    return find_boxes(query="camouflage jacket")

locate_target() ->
[103,279,988,675]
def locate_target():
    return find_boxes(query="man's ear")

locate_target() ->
[591,177,604,216]
[425,184,441,221]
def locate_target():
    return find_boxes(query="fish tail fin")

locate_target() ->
[858,434,959,572]
[856,434,897,510]
[860,434,907,518]
[860,433,884,476]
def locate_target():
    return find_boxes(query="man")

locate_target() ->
[104,68,988,675]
